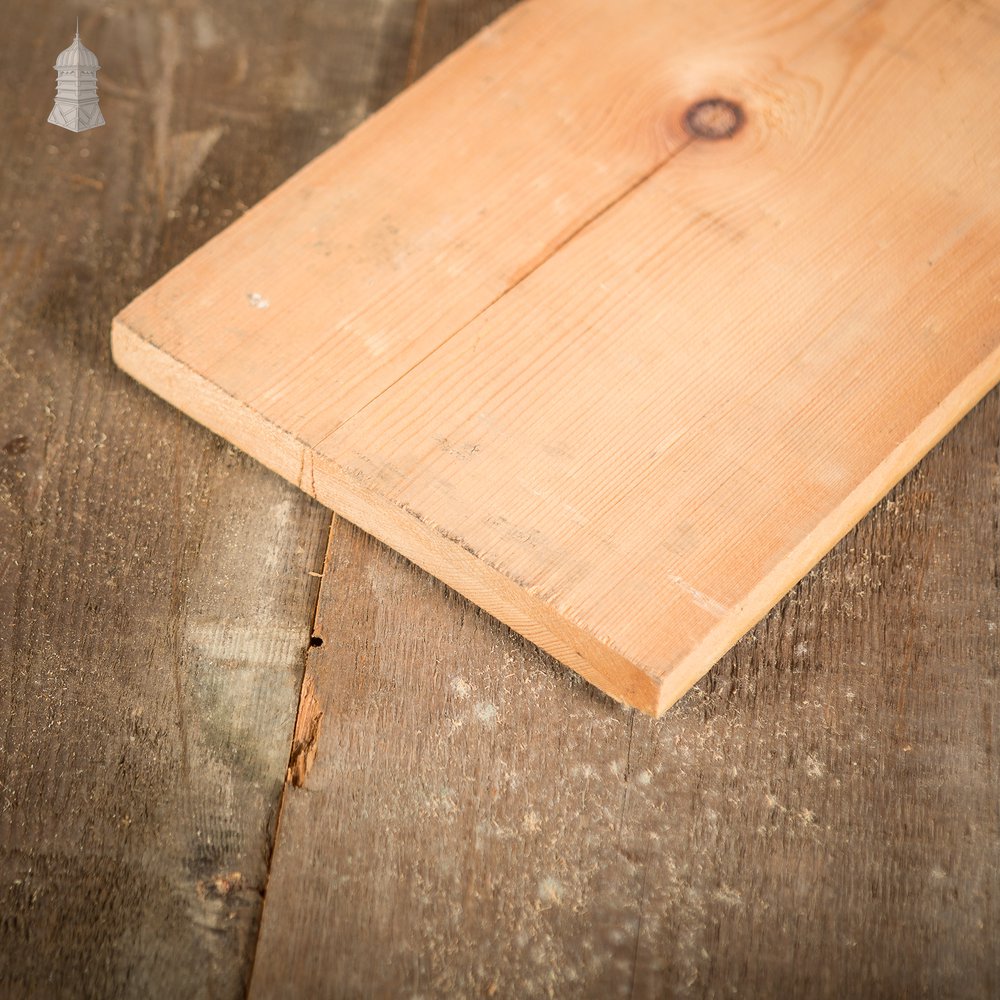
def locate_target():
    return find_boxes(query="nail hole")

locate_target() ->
[309,635,324,648]
[684,98,744,140]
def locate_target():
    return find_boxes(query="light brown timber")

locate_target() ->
[114,0,1000,713]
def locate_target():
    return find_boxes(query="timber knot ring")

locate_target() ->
[684,98,745,140]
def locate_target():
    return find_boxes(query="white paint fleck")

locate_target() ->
[713,885,743,906]
[818,461,849,486]
[794,641,809,658]
[474,701,497,726]
[364,331,391,357]
[451,677,472,700]
[247,292,270,309]
[280,61,322,112]
[192,10,220,50]
[428,787,459,818]
[538,877,564,905]
[805,755,825,778]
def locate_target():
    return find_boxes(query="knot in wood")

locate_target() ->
[684,98,744,140]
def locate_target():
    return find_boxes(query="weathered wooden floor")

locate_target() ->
[1,2,997,998]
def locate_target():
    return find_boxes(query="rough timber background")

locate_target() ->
[0,1,997,998]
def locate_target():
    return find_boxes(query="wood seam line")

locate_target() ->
[271,0,440,787]
[310,136,695,452]
[168,431,192,782]
[246,7,434,978]
[244,516,336,996]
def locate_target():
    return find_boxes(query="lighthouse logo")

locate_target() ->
[48,21,106,133]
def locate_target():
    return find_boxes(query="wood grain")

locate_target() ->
[250,389,1000,996]
[113,0,1000,713]
[0,1,419,996]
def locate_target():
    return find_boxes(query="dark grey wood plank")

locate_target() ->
[0,1,418,997]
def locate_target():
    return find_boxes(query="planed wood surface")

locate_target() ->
[0,1,421,996]
[250,403,1000,997]
[113,0,1000,713]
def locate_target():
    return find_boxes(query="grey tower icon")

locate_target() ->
[48,21,105,133]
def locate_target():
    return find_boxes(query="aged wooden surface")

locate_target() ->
[3,1,998,998]
[252,401,999,997]
[113,0,1000,713]
[0,1,419,997]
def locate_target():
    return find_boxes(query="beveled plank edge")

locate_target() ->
[113,317,1000,716]
[652,333,1000,714]
[111,318,663,715]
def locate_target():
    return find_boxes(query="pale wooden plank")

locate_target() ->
[0,1,418,996]
[113,0,1000,713]
[113,0,863,446]
[322,0,1000,712]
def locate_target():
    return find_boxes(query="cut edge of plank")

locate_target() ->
[112,317,1000,716]
[652,335,1000,711]
[111,318,663,715]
